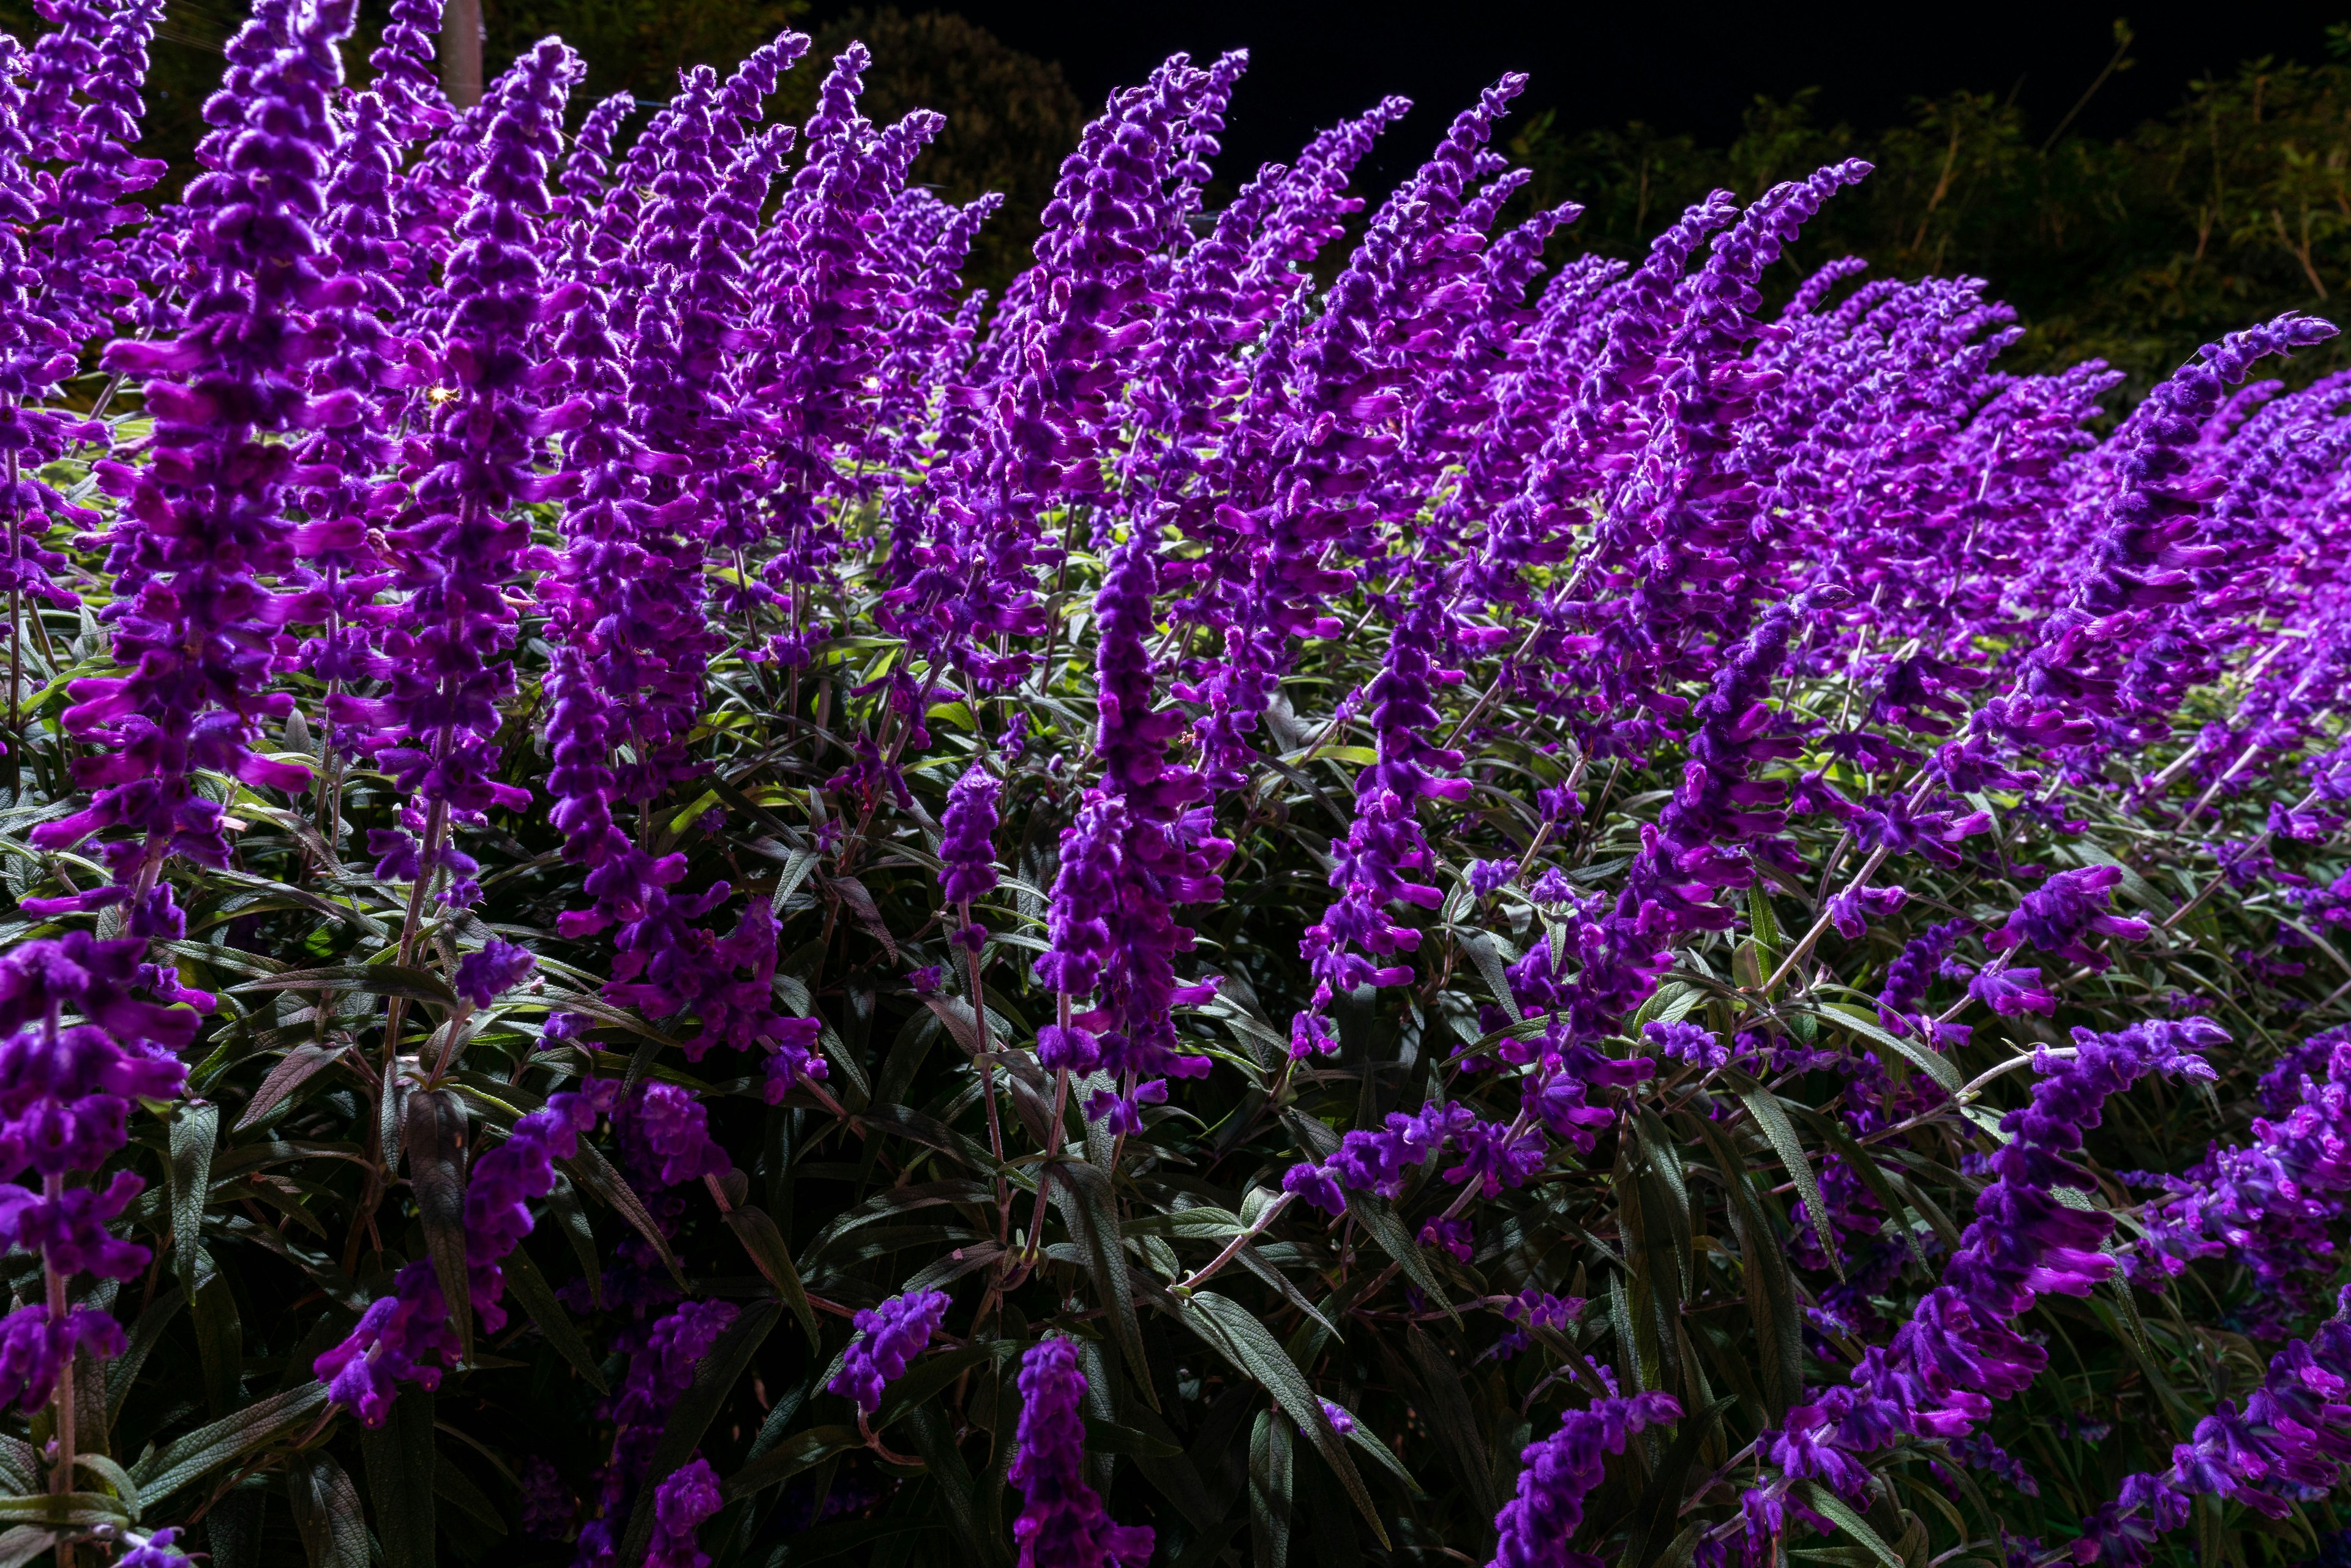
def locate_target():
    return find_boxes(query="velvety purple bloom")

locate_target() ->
[939,763,1002,904]
[1420,1214,1474,1262]
[828,1289,951,1414]
[37,0,350,912]
[1468,858,1517,898]
[519,1455,576,1540]
[1826,882,1907,939]
[647,1457,723,1568]
[319,1078,615,1422]
[628,1082,731,1187]
[1491,1392,1680,1568]
[1877,918,1972,1033]
[1011,1337,1155,1568]
[1503,1289,1583,1330]
[1986,865,2151,971]
[455,938,536,1007]
[575,1301,740,1568]
[1968,964,2055,1018]
[113,1529,189,1568]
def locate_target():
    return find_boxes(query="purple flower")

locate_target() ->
[575,1301,740,1568]
[1644,1018,1727,1070]
[1826,882,1908,939]
[1468,858,1517,898]
[1420,1214,1473,1262]
[36,0,350,908]
[1968,965,2055,1018]
[519,1455,576,1540]
[1502,1289,1583,1330]
[454,938,536,1007]
[628,1082,731,1188]
[1491,1393,1681,1567]
[1986,865,2151,971]
[1012,1338,1154,1568]
[113,1529,189,1568]
[647,1458,723,1568]
[828,1289,951,1415]
[939,763,1002,904]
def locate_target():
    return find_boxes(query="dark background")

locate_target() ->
[21,0,2351,387]
[831,1,2344,198]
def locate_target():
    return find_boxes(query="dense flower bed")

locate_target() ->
[1,3,2349,1566]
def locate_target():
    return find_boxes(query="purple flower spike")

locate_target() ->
[940,763,1002,904]
[455,938,536,1007]
[828,1288,951,1414]
[1491,1393,1681,1567]
[1012,1337,1155,1568]
[647,1457,723,1568]
[1986,865,2151,972]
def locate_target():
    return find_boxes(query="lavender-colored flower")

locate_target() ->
[647,1458,722,1568]
[37,0,351,915]
[1468,858,1517,899]
[1985,864,2151,970]
[519,1455,576,1540]
[828,1289,950,1414]
[113,1529,189,1568]
[454,938,536,1007]
[1491,1392,1681,1567]
[939,763,1002,904]
[575,1300,740,1568]
[1011,1338,1154,1568]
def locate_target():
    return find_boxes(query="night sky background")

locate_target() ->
[802,0,2349,192]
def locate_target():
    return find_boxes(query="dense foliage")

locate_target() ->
[7,4,2351,1568]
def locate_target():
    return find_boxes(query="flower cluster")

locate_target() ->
[9,2,2351,1561]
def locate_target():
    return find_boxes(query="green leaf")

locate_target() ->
[618,1299,779,1562]
[169,1103,219,1292]
[719,1425,862,1501]
[1620,1396,1733,1568]
[1403,1325,1496,1521]
[187,1246,246,1417]
[561,1142,686,1288]
[1805,1115,1929,1269]
[234,963,456,1007]
[358,1387,437,1568]
[405,1087,473,1364]
[1085,1416,1185,1460]
[1747,880,1782,961]
[872,1342,1018,1433]
[0,1436,35,1496]
[132,1380,330,1506]
[1052,1159,1157,1411]
[1796,1479,1905,1568]
[501,1245,608,1393]
[70,1455,140,1523]
[1455,928,1520,1016]
[1731,1075,1842,1281]
[722,1205,822,1351]
[0,1493,130,1528]
[1340,1416,1420,1494]
[1689,1114,1801,1420]
[236,1042,350,1131]
[803,1179,997,1263]
[904,1403,1002,1566]
[544,1174,602,1307]
[1250,1407,1293,1568]
[1178,1292,1387,1548]
[756,1516,939,1565]
[288,1450,369,1568]
[1342,1190,1455,1323]
[1811,1004,1963,1092]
